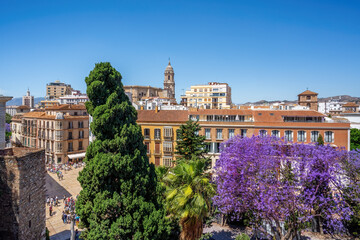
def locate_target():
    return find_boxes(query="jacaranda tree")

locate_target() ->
[214,136,352,240]
[76,62,171,239]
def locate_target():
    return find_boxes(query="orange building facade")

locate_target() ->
[137,108,350,167]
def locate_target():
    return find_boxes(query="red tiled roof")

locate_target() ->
[46,104,86,110]
[343,102,359,107]
[137,110,188,123]
[298,90,318,96]
[17,105,30,110]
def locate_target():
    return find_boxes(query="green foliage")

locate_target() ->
[5,131,11,141]
[317,134,324,146]
[5,113,11,124]
[46,227,50,240]
[175,120,208,162]
[76,62,172,240]
[198,232,213,240]
[163,159,216,240]
[235,233,251,240]
[350,128,360,151]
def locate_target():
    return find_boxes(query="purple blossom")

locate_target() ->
[5,123,11,133]
[213,136,357,239]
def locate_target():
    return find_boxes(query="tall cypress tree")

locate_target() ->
[175,119,208,162]
[76,62,171,239]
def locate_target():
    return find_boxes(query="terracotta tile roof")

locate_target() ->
[298,90,318,96]
[17,105,30,110]
[189,109,253,115]
[46,104,86,110]
[343,102,359,107]
[137,110,188,123]
[253,110,325,122]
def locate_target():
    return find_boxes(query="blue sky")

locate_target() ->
[1,0,360,103]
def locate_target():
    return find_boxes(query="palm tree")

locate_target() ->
[162,159,216,240]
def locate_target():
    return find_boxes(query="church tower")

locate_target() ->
[164,60,175,101]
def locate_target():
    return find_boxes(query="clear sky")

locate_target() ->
[1,0,360,103]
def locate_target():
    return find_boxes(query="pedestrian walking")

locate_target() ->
[49,205,53,216]
[46,197,50,206]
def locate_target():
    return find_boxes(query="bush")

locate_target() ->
[235,233,250,240]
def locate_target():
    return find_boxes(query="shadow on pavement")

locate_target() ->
[46,173,72,198]
[50,229,70,240]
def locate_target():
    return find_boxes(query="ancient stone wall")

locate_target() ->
[0,148,46,240]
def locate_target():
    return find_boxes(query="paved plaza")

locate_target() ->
[46,166,83,240]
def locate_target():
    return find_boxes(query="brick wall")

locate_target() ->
[0,148,46,240]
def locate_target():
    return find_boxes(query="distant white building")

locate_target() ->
[22,89,34,108]
[58,90,88,105]
[137,97,188,110]
[6,105,18,116]
[318,98,347,115]
[270,102,309,111]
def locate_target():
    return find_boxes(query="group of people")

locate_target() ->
[47,196,60,216]
[46,162,85,181]
[61,196,79,225]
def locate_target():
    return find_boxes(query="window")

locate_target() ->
[311,131,319,142]
[216,129,223,140]
[271,130,280,138]
[214,142,220,153]
[155,157,160,166]
[74,112,78,116]
[78,121,84,128]
[297,131,306,142]
[29,220,31,228]
[155,142,161,154]
[259,130,267,137]
[68,132,73,140]
[145,142,150,154]
[205,142,211,153]
[163,157,173,167]
[57,157,62,163]
[307,96,311,100]
[144,128,150,139]
[79,131,84,139]
[154,129,161,140]
[284,130,293,141]
[325,131,334,143]
[228,129,235,139]
[163,142,172,153]
[205,128,211,139]
[68,122,73,129]
[176,129,181,140]
[68,142,73,152]
[241,129,247,138]
[79,141,83,150]
[164,127,173,138]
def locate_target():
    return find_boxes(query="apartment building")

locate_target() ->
[137,109,188,167]
[46,80,73,100]
[180,82,232,109]
[58,90,89,105]
[137,108,350,167]
[12,104,89,163]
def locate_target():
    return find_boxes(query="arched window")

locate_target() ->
[259,130,267,137]
[168,75,170,80]
[325,131,334,143]
[284,130,293,141]
[297,131,306,142]
[271,130,280,138]
[311,131,319,142]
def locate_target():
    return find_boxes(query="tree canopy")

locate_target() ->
[76,62,171,239]
[175,119,208,163]
[214,136,353,240]
[351,128,360,151]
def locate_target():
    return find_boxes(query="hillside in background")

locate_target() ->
[6,97,45,106]
[241,95,360,105]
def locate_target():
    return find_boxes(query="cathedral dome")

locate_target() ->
[165,60,174,73]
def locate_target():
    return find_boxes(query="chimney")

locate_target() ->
[0,96,13,150]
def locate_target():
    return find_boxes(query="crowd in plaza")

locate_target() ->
[47,162,85,181]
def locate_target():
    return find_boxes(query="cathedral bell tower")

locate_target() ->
[164,59,175,101]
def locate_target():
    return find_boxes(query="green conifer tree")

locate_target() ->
[76,62,171,239]
[317,134,324,146]
[175,119,208,162]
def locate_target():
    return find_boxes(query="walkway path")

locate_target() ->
[46,167,83,240]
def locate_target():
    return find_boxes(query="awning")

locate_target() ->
[67,152,86,159]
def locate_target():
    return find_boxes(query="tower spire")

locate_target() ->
[168,57,171,65]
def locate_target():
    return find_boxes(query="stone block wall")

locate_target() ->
[0,148,46,240]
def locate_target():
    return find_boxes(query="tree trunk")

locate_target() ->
[180,218,203,240]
